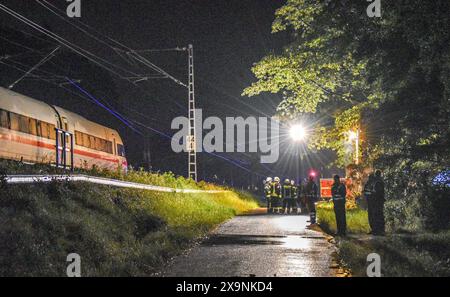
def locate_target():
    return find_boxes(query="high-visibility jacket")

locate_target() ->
[282,184,292,199]
[270,182,281,198]
[264,183,272,198]
[291,185,298,199]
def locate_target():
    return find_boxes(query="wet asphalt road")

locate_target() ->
[164,211,338,277]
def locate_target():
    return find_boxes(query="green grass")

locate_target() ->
[0,160,258,276]
[316,201,370,234]
[337,231,450,277]
[316,201,450,277]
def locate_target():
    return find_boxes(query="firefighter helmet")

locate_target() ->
[266,177,273,183]
[274,177,280,182]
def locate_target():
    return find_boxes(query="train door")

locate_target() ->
[55,116,74,170]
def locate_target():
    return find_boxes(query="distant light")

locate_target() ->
[348,131,358,141]
[290,124,306,142]
[310,171,316,177]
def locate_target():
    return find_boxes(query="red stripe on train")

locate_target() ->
[0,131,122,164]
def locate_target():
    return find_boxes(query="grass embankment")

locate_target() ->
[0,160,258,276]
[338,231,450,277]
[316,201,370,235]
[316,201,450,276]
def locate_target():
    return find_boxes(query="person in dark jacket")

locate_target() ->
[331,175,347,236]
[364,174,375,234]
[304,175,319,224]
[371,170,386,235]
[291,179,299,214]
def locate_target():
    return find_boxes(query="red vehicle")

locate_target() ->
[319,178,350,199]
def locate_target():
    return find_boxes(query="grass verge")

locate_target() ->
[337,231,450,276]
[316,201,370,235]
[0,160,258,276]
[316,201,450,276]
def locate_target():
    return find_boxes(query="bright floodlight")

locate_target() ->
[290,124,306,142]
[348,131,358,141]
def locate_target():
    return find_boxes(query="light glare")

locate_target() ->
[290,124,306,142]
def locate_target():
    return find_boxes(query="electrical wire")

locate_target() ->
[35,0,186,87]
[0,3,142,81]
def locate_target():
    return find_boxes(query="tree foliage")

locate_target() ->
[244,0,450,229]
[244,0,449,167]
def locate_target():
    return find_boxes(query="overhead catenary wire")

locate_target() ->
[35,0,186,88]
[8,46,60,89]
[0,3,143,81]
[0,3,276,179]
[1,59,270,178]
[28,0,191,111]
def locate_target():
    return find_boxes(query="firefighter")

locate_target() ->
[331,175,347,236]
[271,177,282,214]
[282,179,292,214]
[304,175,319,224]
[291,179,299,214]
[364,174,375,234]
[371,170,386,235]
[264,177,273,213]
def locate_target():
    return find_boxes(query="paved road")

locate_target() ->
[164,211,340,277]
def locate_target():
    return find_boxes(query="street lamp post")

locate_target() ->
[348,129,360,165]
[290,124,307,182]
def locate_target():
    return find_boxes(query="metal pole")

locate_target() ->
[355,129,360,165]
[187,44,197,181]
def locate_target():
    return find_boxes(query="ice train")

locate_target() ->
[0,87,128,171]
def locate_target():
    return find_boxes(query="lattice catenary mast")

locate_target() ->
[186,44,197,181]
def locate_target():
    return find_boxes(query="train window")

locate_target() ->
[75,131,83,146]
[29,118,38,136]
[49,124,56,140]
[89,136,95,149]
[19,115,29,134]
[74,130,114,154]
[82,133,89,147]
[106,142,113,154]
[9,113,20,131]
[40,122,49,138]
[117,144,126,157]
[95,138,103,151]
[0,109,9,128]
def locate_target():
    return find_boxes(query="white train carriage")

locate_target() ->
[0,87,128,172]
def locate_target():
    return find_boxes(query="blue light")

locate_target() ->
[433,169,450,187]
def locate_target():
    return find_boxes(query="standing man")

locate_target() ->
[291,179,299,214]
[304,175,319,225]
[282,179,292,214]
[264,177,273,213]
[271,177,282,214]
[331,175,347,236]
[372,170,386,235]
[364,174,375,234]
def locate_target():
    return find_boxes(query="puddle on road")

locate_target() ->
[203,234,283,246]
[204,234,325,249]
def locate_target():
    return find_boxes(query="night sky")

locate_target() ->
[0,0,341,188]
